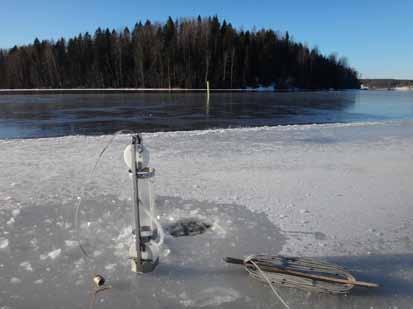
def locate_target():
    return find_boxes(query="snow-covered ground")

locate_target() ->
[1,120,413,308]
[394,86,413,91]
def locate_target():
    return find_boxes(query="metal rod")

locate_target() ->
[252,263,379,288]
[223,257,244,265]
[131,135,143,272]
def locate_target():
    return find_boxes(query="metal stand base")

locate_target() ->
[129,244,159,273]
[130,258,159,273]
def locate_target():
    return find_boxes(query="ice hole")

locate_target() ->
[165,218,212,237]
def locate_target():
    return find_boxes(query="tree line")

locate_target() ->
[0,16,360,90]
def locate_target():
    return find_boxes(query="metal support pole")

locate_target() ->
[131,135,143,272]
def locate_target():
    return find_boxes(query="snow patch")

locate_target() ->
[191,287,240,307]
[19,261,33,272]
[10,277,22,284]
[104,263,117,271]
[47,248,62,260]
[0,237,9,249]
[64,240,77,247]
[34,279,44,284]
[11,209,20,217]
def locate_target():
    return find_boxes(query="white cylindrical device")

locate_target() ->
[124,135,159,273]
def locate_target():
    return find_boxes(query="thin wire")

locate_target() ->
[74,129,135,261]
[73,129,165,269]
[244,255,290,309]
[88,285,112,309]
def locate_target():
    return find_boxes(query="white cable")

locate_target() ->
[244,255,290,309]
[74,129,137,260]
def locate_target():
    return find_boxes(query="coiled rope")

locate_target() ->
[225,254,378,309]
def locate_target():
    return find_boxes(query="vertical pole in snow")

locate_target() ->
[131,135,142,273]
[206,80,210,116]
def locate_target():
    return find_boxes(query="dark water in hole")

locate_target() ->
[0,90,412,139]
[165,218,212,237]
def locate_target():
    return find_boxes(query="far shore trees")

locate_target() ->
[0,16,360,90]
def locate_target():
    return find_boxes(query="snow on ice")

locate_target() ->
[0,237,9,249]
[47,249,62,260]
[0,120,412,308]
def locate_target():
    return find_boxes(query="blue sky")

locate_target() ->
[1,0,412,79]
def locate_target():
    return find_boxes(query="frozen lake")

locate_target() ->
[1,90,413,308]
[1,121,413,308]
[0,90,413,139]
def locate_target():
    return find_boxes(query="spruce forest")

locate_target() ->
[0,16,360,90]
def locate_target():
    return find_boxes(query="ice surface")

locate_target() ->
[0,120,413,308]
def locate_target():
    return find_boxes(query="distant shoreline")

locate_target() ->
[0,88,247,95]
[0,88,355,95]
[361,78,413,90]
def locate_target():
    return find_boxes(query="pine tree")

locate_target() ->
[0,16,360,90]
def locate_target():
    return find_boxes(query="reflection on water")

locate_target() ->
[0,90,412,139]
